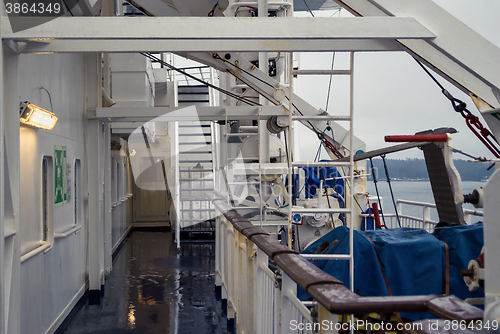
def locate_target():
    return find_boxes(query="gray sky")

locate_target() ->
[295,0,500,162]
[174,1,500,163]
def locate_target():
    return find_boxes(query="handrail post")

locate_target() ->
[396,200,403,218]
[227,224,236,326]
[254,247,269,333]
[215,212,223,295]
[319,304,338,334]
[423,206,431,231]
[280,273,296,334]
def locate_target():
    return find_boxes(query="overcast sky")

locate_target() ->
[174,1,500,163]
[294,0,500,162]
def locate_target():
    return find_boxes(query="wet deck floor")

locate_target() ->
[62,231,227,334]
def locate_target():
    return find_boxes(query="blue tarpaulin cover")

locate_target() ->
[299,226,446,320]
[433,222,484,301]
[300,163,344,199]
[300,223,485,319]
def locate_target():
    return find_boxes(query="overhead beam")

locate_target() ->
[16,38,404,53]
[89,106,289,123]
[3,17,433,53]
[3,17,434,40]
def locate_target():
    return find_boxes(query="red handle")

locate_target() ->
[372,202,384,229]
[384,134,448,142]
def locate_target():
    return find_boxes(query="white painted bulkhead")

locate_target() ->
[16,52,134,334]
[19,53,88,334]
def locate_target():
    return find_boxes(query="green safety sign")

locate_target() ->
[54,146,67,207]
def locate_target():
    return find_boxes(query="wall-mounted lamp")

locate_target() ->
[102,87,116,107]
[19,101,58,130]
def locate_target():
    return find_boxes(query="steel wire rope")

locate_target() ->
[141,53,261,106]
[325,51,336,112]
[325,9,341,112]
[216,55,330,138]
[301,0,315,17]
[143,52,259,105]
[413,57,500,158]
[369,157,386,227]
[381,155,401,228]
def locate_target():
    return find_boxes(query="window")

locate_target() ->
[42,157,48,241]
[123,163,127,197]
[41,156,53,242]
[116,162,121,200]
[74,159,81,226]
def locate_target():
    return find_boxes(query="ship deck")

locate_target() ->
[61,230,226,334]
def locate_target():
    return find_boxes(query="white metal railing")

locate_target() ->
[215,210,318,333]
[257,261,277,334]
[361,199,484,232]
[170,66,216,86]
[215,201,483,334]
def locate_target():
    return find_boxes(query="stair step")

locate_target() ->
[178,85,209,88]
[180,219,215,223]
[179,160,213,163]
[178,99,210,103]
[179,124,211,127]
[179,142,212,145]
[179,151,212,154]
[178,91,209,95]
[179,133,211,137]
[180,198,212,201]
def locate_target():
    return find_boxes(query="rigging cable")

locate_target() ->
[208,0,221,17]
[62,0,75,16]
[216,55,331,140]
[325,9,341,112]
[450,147,487,161]
[325,52,336,112]
[414,58,500,159]
[141,53,261,107]
[301,0,315,17]
[381,155,401,228]
[216,53,345,160]
[369,157,386,227]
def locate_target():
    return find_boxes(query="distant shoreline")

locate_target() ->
[367,158,492,183]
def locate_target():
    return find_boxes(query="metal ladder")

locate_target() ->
[292,53,357,294]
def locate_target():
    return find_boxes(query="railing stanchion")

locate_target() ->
[319,304,338,334]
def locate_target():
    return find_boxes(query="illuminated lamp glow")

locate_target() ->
[19,102,58,130]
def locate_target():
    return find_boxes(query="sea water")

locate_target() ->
[366,180,485,224]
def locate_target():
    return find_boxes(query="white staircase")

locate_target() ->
[173,84,217,248]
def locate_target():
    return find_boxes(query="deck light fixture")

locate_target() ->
[19,101,58,130]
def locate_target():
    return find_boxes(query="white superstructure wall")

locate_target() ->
[18,53,88,334]
[12,51,135,334]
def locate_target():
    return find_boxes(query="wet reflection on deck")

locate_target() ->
[62,231,226,334]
